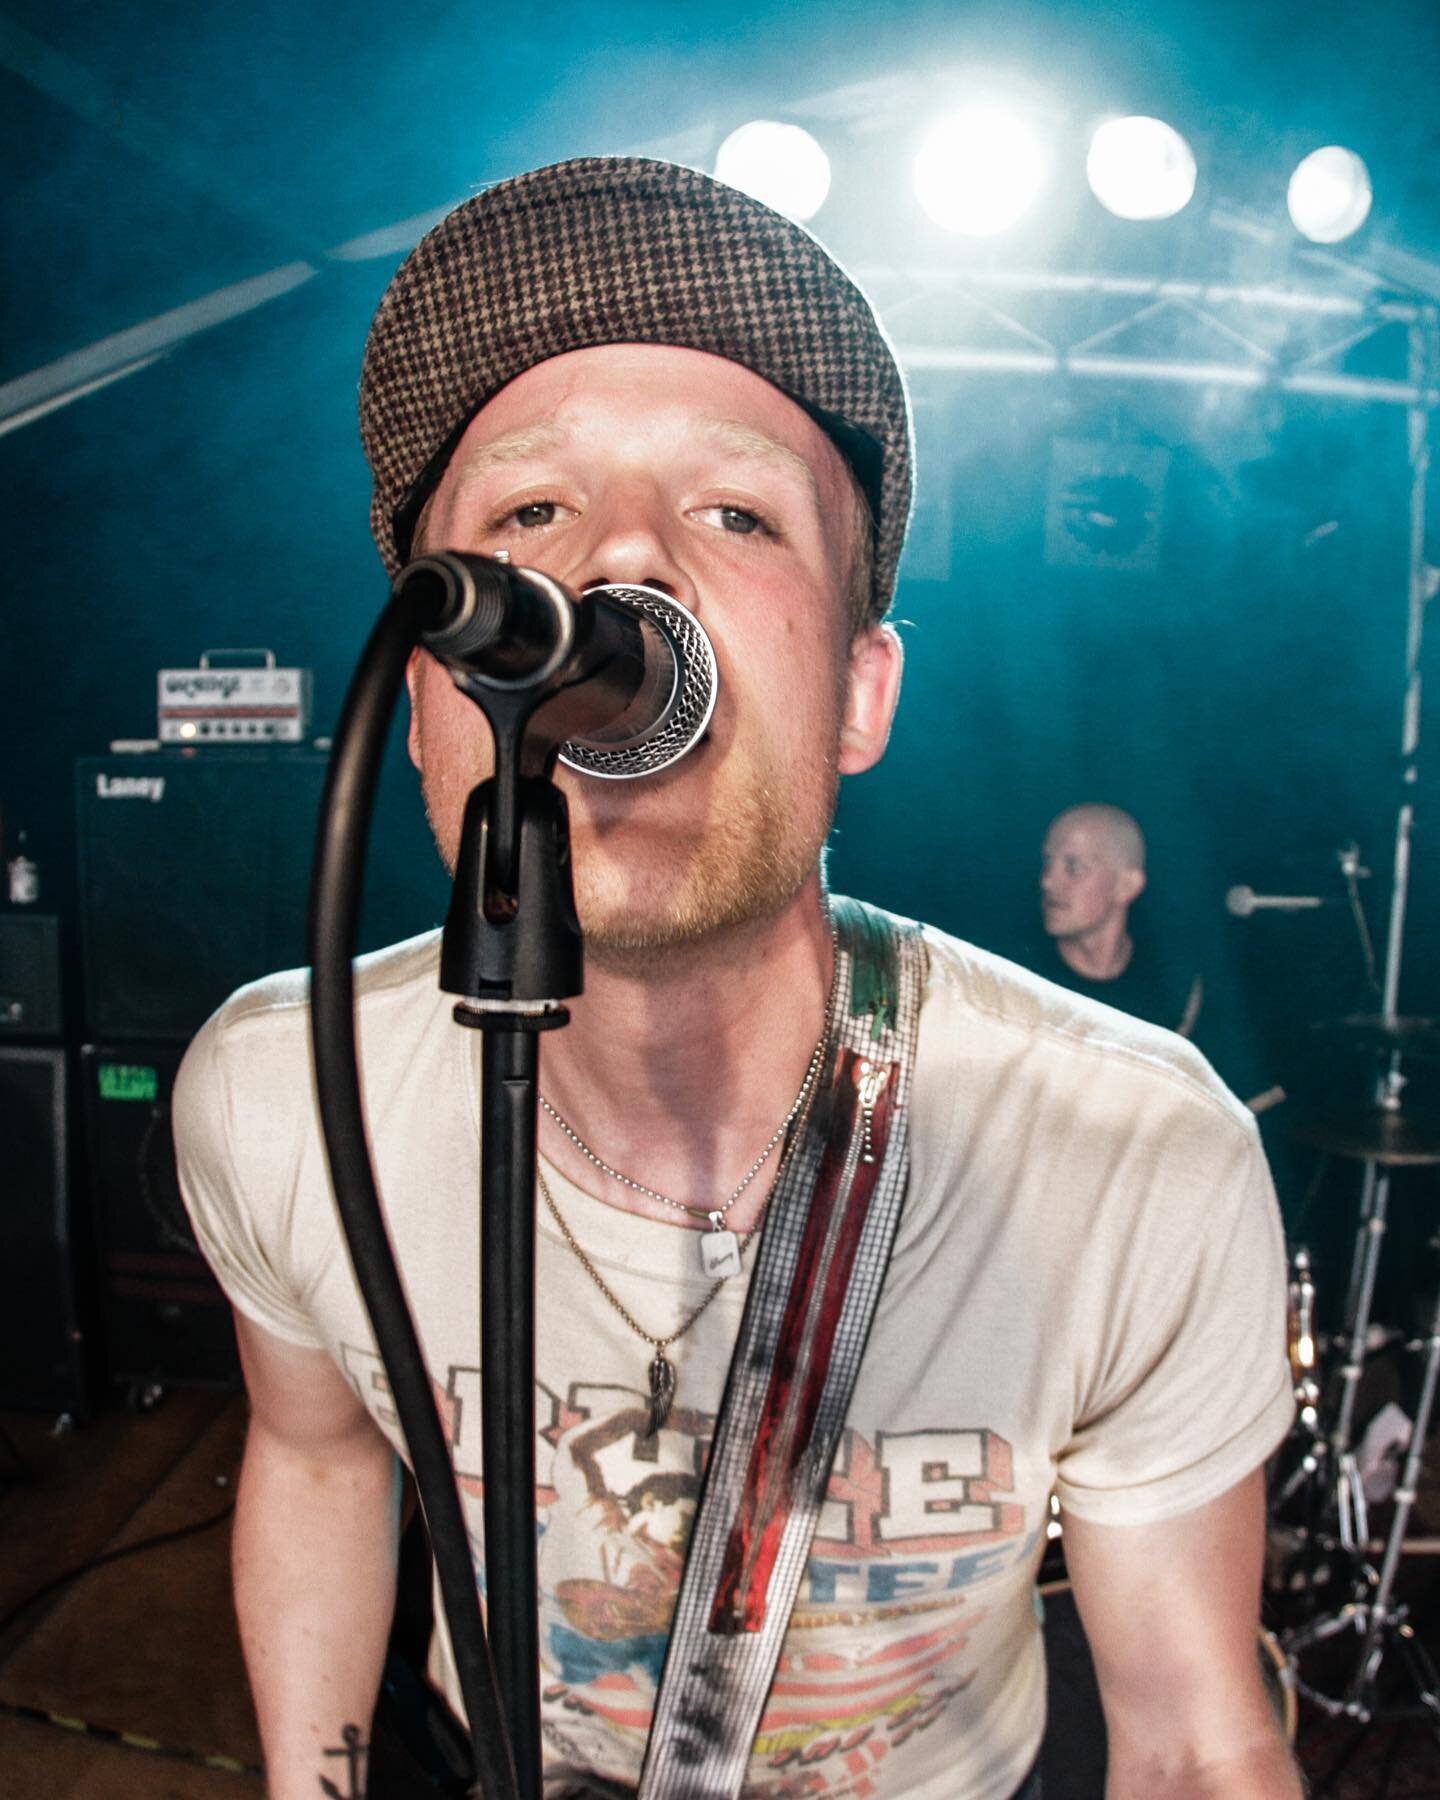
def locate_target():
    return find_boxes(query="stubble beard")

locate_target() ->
[416,633,855,967]
[418,741,841,968]
[572,646,855,963]
[573,749,842,966]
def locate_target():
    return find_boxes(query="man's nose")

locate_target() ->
[572,491,695,608]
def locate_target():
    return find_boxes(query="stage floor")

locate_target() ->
[0,1392,1435,1798]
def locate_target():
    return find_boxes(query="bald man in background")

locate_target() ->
[1034,802,1289,1125]
[1039,803,1204,1037]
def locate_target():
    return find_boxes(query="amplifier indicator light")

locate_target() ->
[98,1064,160,1103]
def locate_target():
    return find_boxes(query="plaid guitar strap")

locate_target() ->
[637,898,928,1799]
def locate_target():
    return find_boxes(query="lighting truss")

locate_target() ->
[860,266,1440,410]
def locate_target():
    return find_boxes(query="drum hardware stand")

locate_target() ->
[1331,1107,1400,1466]
[1271,302,1440,1744]
[1327,1232,1440,1720]
[1274,1153,1440,1735]
[1269,1247,1370,1605]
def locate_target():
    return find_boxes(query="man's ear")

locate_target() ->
[838,624,904,776]
[1121,867,1147,906]
[404,647,426,771]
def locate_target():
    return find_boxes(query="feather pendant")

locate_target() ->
[646,1352,676,1437]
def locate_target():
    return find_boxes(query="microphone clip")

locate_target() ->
[395,552,588,1012]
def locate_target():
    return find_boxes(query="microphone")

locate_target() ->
[396,552,718,779]
[1225,885,1329,917]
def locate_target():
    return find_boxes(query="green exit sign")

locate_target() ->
[98,1063,159,1103]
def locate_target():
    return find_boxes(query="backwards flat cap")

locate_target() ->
[359,155,913,622]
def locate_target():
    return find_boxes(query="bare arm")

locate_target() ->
[1063,1467,1301,1799]
[232,1310,400,1798]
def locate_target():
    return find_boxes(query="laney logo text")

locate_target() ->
[96,775,165,802]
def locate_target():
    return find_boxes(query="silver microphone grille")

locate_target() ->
[559,584,719,780]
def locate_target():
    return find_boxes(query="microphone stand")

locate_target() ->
[437,676,585,1800]
[311,568,609,1800]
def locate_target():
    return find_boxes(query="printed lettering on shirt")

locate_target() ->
[345,1349,1036,1797]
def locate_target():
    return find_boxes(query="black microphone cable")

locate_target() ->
[309,581,516,1800]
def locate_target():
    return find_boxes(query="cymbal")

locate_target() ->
[1291,1105,1440,1165]
[1310,1015,1440,1058]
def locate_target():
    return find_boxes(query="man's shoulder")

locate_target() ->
[203,928,444,1041]
[179,930,447,1111]
[915,919,1249,1129]
[175,928,452,1178]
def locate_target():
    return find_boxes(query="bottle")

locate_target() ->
[7,829,38,905]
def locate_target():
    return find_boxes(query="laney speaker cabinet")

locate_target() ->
[81,1043,239,1390]
[0,1046,93,1413]
[76,750,328,1040]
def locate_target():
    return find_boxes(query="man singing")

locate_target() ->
[175,157,1297,1798]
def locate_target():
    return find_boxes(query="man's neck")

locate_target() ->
[536,877,835,1231]
[1055,919,1133,983]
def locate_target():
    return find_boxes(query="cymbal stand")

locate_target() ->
[1342,1231,1440,1723]
[1277,300,1440,1733]
[1284,1274,1440,1729]
[1332,1132,1399,1463]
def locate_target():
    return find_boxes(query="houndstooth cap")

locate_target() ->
[359,155,913,623]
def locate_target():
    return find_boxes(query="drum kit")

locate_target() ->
[1264,975,1440,1747]
[1227,456,1440,1762]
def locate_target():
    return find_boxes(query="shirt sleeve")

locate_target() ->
[1054,1104,1295,1526]
[173,997,328,1350]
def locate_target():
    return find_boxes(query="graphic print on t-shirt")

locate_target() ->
[343,1346,1035,1795]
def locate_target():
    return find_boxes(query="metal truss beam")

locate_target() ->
[860,267,1440,409]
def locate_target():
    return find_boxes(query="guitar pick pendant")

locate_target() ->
[700,1212,743,1279]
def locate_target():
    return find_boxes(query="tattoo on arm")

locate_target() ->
[319,1722,368,1798]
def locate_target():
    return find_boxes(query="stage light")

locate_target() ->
[1287,146,1373,244]
[1086,116,1196,221]
[714,121,831,222]
[913,107,1047,236]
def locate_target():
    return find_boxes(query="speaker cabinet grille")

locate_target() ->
[77,751,327,1041]
[82,1043,238,1389]
[0,912,63,1039]
[0,1047,91,1412]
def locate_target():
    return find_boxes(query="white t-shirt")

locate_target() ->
[174,917,1293,1800]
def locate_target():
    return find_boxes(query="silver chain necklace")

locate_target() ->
[540,1040,823,1279]
[537,1010,831,1437]
[539,927,839,1280]
[537,1163,776,1436]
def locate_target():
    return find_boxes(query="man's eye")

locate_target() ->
[696,504,765,536]
[511,501,558,528]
